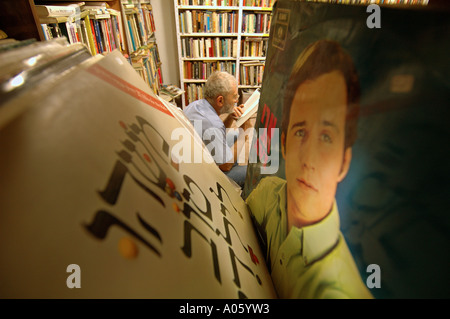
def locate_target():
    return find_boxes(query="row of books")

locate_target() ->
[120,2,162,94]
[183,83,205,105]
[183,80,261,106]
[372,0,429,3]
[35,2,163,96]
[183,60,236,79]
[181,36,267,59]
[181,37,267,58]
[123,3,156,53]
[183,59,262,86]
[243,0,275,6]
[241,12,271,34]
[130,42,163,95]
[40,22,74,42]
[178,0,275,7]
[141,3,156,34]
[39,8,125,56]
[35,2,156,57]
[178,0,240,6]
[179,10,240,34]
[241,37,267,57]
[239,60,264,86]
[303,0,428,4]
[181,37,238,58]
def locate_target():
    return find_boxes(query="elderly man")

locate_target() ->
[183,71,252,188]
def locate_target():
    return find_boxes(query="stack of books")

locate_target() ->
[37,2,125,56]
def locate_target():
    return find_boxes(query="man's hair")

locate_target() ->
[204,71,237,102]
[281,39,360,149]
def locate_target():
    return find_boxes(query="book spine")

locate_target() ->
[93,19,104,53]
[110,17,119,51]
[40,24,51,40]
[127,18,136,52]
[102,19,112,52]
[116,13,125,52]
[79,20,92,53]
[130,15,140,49]
[37,5,76,17]
[68,22,76,43]
[135,10,146,44]
[89,19,99,54]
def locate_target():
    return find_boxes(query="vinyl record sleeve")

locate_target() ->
[243,0,450,299]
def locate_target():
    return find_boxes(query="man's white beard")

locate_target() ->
[220,103,234,115]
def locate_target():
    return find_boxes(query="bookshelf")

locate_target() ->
[0,0,163,95]
[0,1,121,44]
[38,3,126,56]
[174,0,275,108]
[120,0,163,94]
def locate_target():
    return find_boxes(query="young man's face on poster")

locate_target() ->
[282,70,352,229]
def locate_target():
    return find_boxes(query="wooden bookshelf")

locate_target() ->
[0,1,123,42]
[120,0,163,94]
[0,0,163,95]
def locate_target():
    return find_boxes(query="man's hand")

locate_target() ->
[223,104,245,129]
[232,104,245,119]
[235,104,253,131]
[231,104,253,131]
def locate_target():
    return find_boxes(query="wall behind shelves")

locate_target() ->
[151,0,179,86]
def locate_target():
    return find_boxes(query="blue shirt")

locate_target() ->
[184,99,233,165]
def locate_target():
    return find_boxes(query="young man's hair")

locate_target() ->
[204,71,237,103]
[281,39,360,149]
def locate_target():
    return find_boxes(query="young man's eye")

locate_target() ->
[321,133,332,143]
[294,129,305,137]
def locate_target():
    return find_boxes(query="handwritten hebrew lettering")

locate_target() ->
[84,210,162,257]
[98,159,164,207]
[183,174,213,222]
[180,219,221,284]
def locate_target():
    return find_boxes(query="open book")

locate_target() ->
[235,88,260,127]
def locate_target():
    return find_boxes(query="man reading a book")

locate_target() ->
[246,40,373,299]
[184,71,252,188]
